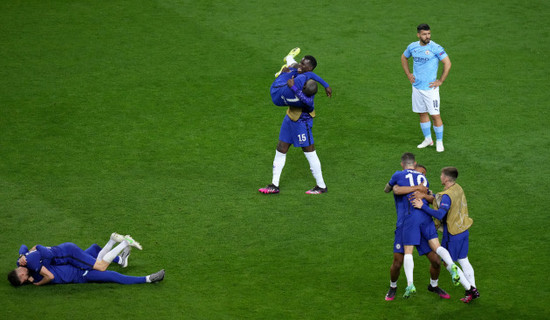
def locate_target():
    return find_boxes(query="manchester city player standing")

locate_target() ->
[401,24,452,152]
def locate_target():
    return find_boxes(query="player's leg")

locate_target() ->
[84,270,146,284]
[275,47,301,77]
[96,232,125,261]
[297,117,326,194]
[84,244,125,266]
[260,115,294,194]
[94,236,141,271]
[402,245,416,298]
[424,250,450,299]
[413,88,433,148]
[386,228,404,301]
[59,243,98,270]
[303,145,327,194]
[427,87,444,152]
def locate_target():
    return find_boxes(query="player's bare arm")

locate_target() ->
[393,184,428,195]
[35,266,55,286]
[429,56,451,88]
[401,54,415,84]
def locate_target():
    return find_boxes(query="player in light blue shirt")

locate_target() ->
[401,24,452,152]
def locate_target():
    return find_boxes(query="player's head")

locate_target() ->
[298,55,317,73]
[441,166,458,184]
[415,164,427,176]
[8,267,29,287]
[416,23,431,45]
[400,152,416,169]
[303,79,318,96]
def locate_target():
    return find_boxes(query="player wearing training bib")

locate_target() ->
[259,48,332,195]
[385,153,463,299]
[401,24,451,152]
[411,166,480,303]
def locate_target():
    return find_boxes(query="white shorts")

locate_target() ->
[412,87,440,115]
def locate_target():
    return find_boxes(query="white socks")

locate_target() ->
[272,150,326,189]
[286,56,297,67]
[404,254,414,286]
[458,257,476,288]
[97,239,116,261]
[102,241,129,263]
[271,150,286,187]
[435,246,454,267]
[304,151,326,188]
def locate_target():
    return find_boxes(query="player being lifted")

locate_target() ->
[259,48,333,195]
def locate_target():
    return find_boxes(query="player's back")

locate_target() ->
[394,169,431,222]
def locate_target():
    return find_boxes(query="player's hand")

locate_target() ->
[325,86,332,97]
[429,79,443,88]
[410,198,423,209]
[18,255,27,266]
[415,185,428,194]
[28,276,34,283]
[409,191,424,200]
[287,76,295,87]
[407,74,415,84]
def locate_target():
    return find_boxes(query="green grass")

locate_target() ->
[1,0,549,319]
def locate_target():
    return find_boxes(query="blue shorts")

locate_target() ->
[394,225,432,256]
[442,229,469,261]
[403,214,438,248]
[278,114,314,147]
[52,243,97,270]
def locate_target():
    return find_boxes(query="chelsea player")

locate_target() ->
[9,235,164,286]
[401,24,452,152]
[259,48,332,195]
[384,164,450,301]
[385,153,462,298]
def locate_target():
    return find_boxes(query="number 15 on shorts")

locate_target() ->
[298,134,307,143]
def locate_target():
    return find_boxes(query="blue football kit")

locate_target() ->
[271,69,330,148]
[387,169,435,255]
[403,40,448,90]
[31,265,146,285]
[270,68,329,111]
[20,243,143,285]
[419,195,470,260]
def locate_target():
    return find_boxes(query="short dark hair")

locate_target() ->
[417,23,430,32]
[303,55,317,70]
[441,167,458,181]
[8,270,22,287]
[401,152,416,166]
[303,79,318,96]
[416,164,427,172]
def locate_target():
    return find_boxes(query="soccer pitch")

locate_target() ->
[1,0,548,319]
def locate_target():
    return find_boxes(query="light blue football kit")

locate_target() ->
[403,40,448,91]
